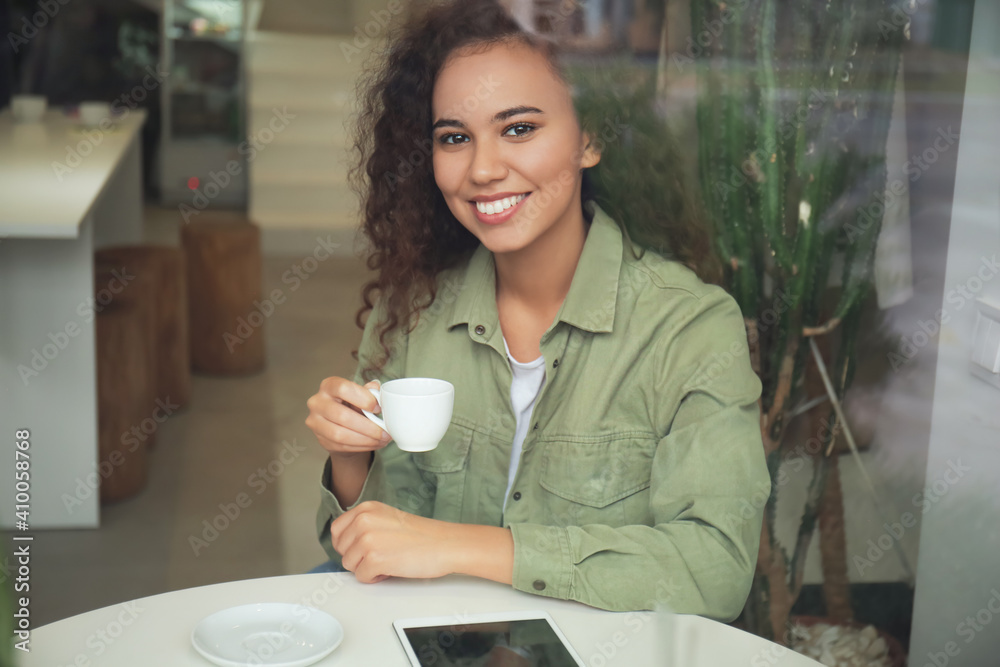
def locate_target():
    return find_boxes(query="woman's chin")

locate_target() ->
[475,231,531,257]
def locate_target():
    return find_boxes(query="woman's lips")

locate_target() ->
[470,193,531,226]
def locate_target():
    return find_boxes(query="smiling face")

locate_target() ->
[431,40,600,256]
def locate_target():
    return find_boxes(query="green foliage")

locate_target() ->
[688,0,907,639]
[568,59,718,280]
[562,0,906,638]
[693,0,905,408]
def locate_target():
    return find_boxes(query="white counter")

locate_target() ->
[0,108,146,238]
[21,573,824,666]
[0,107,147,529]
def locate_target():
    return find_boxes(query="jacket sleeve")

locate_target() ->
[315,295,433,563]
[508,290,769,619]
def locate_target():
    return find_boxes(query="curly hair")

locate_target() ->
[349,0,721,380]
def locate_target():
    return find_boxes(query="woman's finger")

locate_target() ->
[329,397,390,442]
[308,397,388,448]
[329,502,370,550]
[332,507,381,559]
[322,377,382,416]
[307,414,385,451]
[353,557,386,584]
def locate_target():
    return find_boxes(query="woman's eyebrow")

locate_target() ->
[431,105,544,131]
[492,105,544,123]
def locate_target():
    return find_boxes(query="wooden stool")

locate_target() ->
[181,219,265,374]
[95,245,191,408]
[95,259,151,502]
[94,247,158,424]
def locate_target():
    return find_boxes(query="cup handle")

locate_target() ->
[361,387,389,435]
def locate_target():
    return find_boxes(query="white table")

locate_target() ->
[21,573,821,666]
[0,108,146,529]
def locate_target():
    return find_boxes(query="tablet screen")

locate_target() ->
[402,618,581,666]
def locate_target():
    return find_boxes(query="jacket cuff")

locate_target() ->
[318,453,386,515]
[316,454,386,562]
[510,523,575,601]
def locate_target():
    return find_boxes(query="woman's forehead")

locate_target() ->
[432,41,569,120]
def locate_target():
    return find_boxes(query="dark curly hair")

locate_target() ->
[350,0,720,379]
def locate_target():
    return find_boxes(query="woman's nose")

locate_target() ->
[469,141,508,184]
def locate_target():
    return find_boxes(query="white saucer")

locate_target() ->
[192,603,344,667]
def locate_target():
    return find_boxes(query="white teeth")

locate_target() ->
[475,194,527,215]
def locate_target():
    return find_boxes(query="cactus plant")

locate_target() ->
[557,0,905,643]
[687,0,907,642]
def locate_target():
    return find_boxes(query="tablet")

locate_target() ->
[393,610,586,666]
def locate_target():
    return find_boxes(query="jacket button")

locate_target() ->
[553,358,560,368]
[533,422,538,430]
[512,491,522,501]
[533,580,546,591]
[474,325,486,335]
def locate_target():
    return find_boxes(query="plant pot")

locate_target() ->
[789,616,907,667]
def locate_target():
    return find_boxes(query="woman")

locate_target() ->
[305,0,768,618]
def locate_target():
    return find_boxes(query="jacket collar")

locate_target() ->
[447,202,622,337]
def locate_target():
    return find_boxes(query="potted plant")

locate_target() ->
[587,0,910,655]
[682,0,909,651]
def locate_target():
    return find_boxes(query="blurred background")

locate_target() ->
[0,0,997,664]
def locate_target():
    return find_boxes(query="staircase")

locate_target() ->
[245,29,368,254]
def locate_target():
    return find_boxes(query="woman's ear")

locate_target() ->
[580,132,601,169]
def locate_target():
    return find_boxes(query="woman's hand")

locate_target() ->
[306,377,391,459]
[329,501,457,583]
[307,377,392,506]
[330,501,515,585]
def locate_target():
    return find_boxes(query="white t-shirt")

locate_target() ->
[502,335,546,511]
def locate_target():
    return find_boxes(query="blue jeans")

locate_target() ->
[307,560,347,574]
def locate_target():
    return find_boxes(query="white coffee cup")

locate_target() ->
[362,378,454,452]
[11,95,47,123]
[79,101,112,128]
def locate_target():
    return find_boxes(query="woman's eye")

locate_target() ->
[438,133,468,145]
[436,123,534,145]
[504,123,536,138]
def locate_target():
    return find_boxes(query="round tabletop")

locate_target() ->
[23,573,821,666]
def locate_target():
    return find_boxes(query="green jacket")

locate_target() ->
[317,204,769,619]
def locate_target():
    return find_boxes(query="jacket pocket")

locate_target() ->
[411,423,474,521]
[539,437,656,526]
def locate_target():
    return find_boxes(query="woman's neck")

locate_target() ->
[493,204,589,314]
